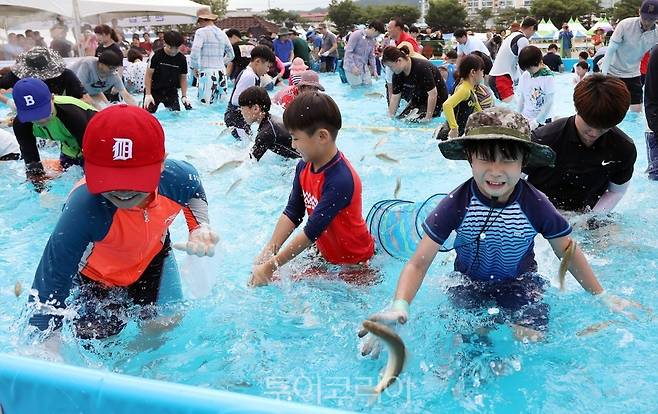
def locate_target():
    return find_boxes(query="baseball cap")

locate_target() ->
[83,104,165,194]
[641,0,658,19]
[13,78,53,123]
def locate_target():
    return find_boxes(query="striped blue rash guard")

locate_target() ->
[423,178,571,281]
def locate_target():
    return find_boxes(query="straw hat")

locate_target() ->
[437,107,556,167]
[13,47,66,80]
[277,27,291,36]
[196,8,218,21]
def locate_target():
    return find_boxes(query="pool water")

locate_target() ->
[1,73,657,413]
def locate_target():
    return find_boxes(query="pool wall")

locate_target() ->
[0,354,353,414]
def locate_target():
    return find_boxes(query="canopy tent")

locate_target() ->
[77,0,205,21]
[567,17,589,38]
[587,18,613,35]
[0,1,69,27]
[533,18,560,39]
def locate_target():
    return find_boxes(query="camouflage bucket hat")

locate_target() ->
[437,107,556,168]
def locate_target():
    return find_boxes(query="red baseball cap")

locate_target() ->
[83,104,165,194]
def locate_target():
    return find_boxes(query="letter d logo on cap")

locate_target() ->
[24,95,35,106]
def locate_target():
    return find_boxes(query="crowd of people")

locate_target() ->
[0,3,654,354]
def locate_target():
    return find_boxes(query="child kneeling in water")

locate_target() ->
[361,107,641,350]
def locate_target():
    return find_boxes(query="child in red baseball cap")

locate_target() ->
[27,104,219,340]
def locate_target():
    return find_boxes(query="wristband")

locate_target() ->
[391,299,410,314]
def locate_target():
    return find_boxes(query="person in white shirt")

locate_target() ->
[573,61,590,85]
[600,0,658,112]
[454,28,490,66]
[488,17,538,103]
[517,45,555,129]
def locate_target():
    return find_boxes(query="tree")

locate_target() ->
[531,0,599,29]
[468,8,493,31]
[366,5,421,26]
[328,0,364,35]
[612,0,641,21]
[426,0,467,32]
[265,8,304,25]
[195,0,228,18]
[494,7,530,29]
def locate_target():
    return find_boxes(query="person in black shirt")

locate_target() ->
[238,86,300,161]
[381,45,448,122]
[143,31,190,112]
[94,24,123,59]
[542,43,564,72]
[226,28,253,81]
[525,75,636,212]
[0,47,89,109]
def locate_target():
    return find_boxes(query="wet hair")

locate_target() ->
[98,50,122,67]
[283,92,342,140]
[463,139,530,165]
[518,45,543,70]
[575,61,589,71]
[573,74,629,128]
[454,28,468,38]
[578,51,589,60]
[250,45,276,64]
[547,43,558,51]
[456,54,484,80]
[471,51,492,74]
[164,31,184,48]
[381,45,410,63]
[238,86,271,112]
[127,48,143,63]
[369,20,385,34]
[521,17,539,31]
[226,28,241,39]
[94,24,119,42]
[445,49,458,60]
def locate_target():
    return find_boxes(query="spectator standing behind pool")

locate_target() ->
[12,78,97,191]
[558,23,573,58]
[342,21,385,87]
[27,105,219,341]
[453,28,490,66]
[488,17,538,103]
[600,0,658,112]
[382,45,448,123]
[190,9,235,105]
[525,75,636,213]
[359,108,642,354]
[250,93,375,286]
[143,31,191,113]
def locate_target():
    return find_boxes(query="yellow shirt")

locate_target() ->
[442,80,482,129]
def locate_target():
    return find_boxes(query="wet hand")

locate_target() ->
[181,96,192,109]
[448,128,459,138]
[249,260,276,287]
[6,99,16,111]
[598,291,645,320]
[143,94,155,109]
[358,300,408,359]
[173,224,219,257]
[351,67,360,75]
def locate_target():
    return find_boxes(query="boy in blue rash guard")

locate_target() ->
[359,108,643,353]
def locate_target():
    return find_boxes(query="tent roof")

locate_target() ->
[78,0,205,19]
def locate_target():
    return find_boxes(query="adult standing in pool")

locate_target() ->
[342,21,385,87]
[382,46,448,122]
[524,75,636,213]
[600,0,658,112]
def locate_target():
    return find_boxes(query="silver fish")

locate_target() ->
[365,91,385,99]
[558,239,577,291]
[211,160,243,175]
[393,177,401,198]
[375,153,399,163]
[361,320,406,394]
[373,136,388,149]
[576,320,619,337]
[226,178,243,194]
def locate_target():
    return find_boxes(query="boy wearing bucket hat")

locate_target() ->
[359,108,642,353]
[27,105,219,339]
[12,77,97,190]
[0,46,89,109]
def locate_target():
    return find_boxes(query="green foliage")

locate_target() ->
[265,8,305,25]
[328,0,365,35]
[363,5,421,26]
[426,0,467,32]
[530,0,599,28]
[612,0,642,21]
[195,0,228,18]
[468,8,493,31]
[494,7,530,28]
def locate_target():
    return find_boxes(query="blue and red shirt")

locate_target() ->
[423,178,571,281]
[284,151,374,264]
[30,159,208,330]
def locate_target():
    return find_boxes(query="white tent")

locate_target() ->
[0,1,69,27]
[77,0,205,21]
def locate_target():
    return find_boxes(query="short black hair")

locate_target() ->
[369,20,385,34]
[238,86,271,112]
[446,49,458,59]
[575,61,589,71]
[471,51,492,74]
[132,33,140,40]
[283,92,342,140]
[251,45,276,64]
[521,17,539,31]
[463,139,530,165]
[409,25,419,34]
[454,28,468,38]
[127,48,143,63]
[456,54,484,80]
[226,28,241,39]
[390,18,405,30]
[518,45,543,70]
[578,51,589,60]
[98,50,122,67]
[548,43,558,51]
[164,31,183,48]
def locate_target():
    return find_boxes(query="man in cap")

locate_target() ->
[70,50,137,109]
[273,28,294,71]
[0,47,90,109]
[12,78,97,190]
[27,105,219,340]
[601,0,658,112]
[190,8,235,104]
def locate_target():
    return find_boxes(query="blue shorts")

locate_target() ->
[447,273,549,331]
